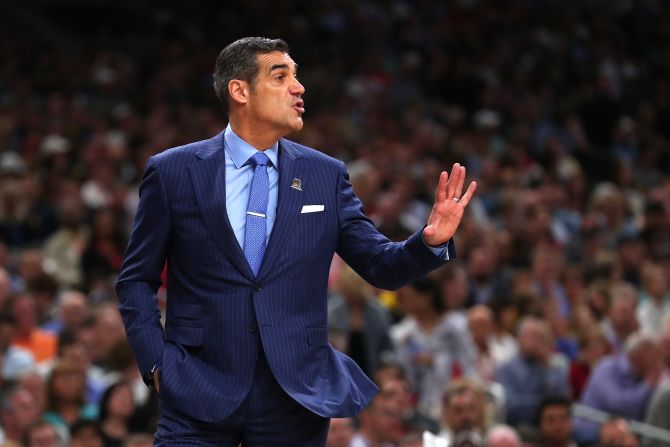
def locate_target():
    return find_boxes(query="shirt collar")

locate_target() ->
[224,124,279,169]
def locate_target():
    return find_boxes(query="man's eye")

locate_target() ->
[275,75,285,80]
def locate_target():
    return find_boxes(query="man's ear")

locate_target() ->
[228,80,250,106]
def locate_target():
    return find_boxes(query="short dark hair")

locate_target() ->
[538,396,572,423]
[213,37,290,114]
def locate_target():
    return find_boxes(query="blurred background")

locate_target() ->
[0,1,669,446]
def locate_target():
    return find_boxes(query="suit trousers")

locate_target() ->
[154,349,330,446]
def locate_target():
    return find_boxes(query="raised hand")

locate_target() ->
[423,163,477,247]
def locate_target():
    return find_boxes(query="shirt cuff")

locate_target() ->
[423,238,453,260]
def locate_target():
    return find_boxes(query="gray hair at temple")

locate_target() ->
[212,37,290,114]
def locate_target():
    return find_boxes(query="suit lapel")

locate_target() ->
[257,140,304,281]
[189,134,255,281]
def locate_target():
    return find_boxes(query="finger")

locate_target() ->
[446,163,459,198]
[457,181,477,208]
[454,165,465,199]
[435,171,448,202]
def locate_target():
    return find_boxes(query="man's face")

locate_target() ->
[444,392,480,432]
[540,405,572,445]
[245,51,305,138]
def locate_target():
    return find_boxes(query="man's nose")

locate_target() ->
[291,77,305,95]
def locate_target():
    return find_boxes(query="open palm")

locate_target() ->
[423,163,477,246]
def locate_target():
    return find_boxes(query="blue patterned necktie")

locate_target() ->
[243,152,270,276]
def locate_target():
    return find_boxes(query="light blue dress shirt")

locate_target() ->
[223,124,449,259]
[224,125,279,249]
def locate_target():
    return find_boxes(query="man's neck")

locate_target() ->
[228,118,281,151]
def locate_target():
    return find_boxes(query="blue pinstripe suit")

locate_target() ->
[116,130,455,426]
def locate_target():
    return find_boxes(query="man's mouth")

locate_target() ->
[293,100,305,114]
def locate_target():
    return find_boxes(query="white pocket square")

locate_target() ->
[301,204,324,214]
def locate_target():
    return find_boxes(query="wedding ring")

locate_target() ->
[452,197,460,203]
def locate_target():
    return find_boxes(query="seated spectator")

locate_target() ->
[70,419,104,447]
[0,386,41,445]
[574,332,661,444]
[536,397,577,447]
[41,290,88,335]
[391,278,476,419]
[326,418,354,447]
[636,263,670,336]
[486,425,522,447]
[569,328,610,400]
[438,379,487,444]
[494,317,569,427]
[98,381,136,447]
[0,313,35,381]
[599,417,639,447]
[350,392,403,447]
[642,317,670,447]
[378,372,439,435]
[41,196,89,289]
[468,305,512,382]
[23,420,63,447]
[328,265,393,376]
[43,360,98,441]
[601,284,639,353]
[5,292,57,363]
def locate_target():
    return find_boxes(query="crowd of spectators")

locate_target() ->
[1,0,670,446]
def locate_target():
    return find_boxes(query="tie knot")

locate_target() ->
[250,152,270,167]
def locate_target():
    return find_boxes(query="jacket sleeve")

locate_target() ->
[115,156,170,379]
[335,161,454,290]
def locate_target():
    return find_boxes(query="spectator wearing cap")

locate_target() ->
[574,332,661,444]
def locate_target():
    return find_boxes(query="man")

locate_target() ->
[326,418,354,447]
[574,332,660,444]
[116,37,476,445]
[599,418,639,447]
[0,386,41,445]
[350,393,402,447]
[485,425,522,447]
[438,379,487,444]
[494,317,569,427]
[536,397,576,447]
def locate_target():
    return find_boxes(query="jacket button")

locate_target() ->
[249,322,258,333]
[254,284,261,292]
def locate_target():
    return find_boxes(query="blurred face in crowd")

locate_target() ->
[359,396,402,443]
[326,418,354,447]
[71,425,103,447]
[59,291,87,329]
[26,423,62,447]
[539,404,572,447]
[468,306,494,350]
[233,51,305,139]
[1,389,40,438]
[51,368,85,404]
[12,294,37,335]
[443,390,482,433]
[518,319,551,362]
[608,294,638,336]
[599,418,638,447]
[107,383,135,419]
[379,377,412,417]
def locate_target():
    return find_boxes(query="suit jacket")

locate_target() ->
[116,131,454,422]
